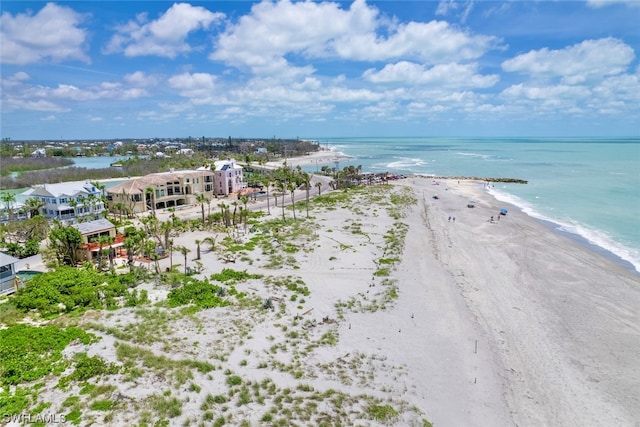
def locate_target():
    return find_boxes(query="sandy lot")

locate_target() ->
[10,174,639,426]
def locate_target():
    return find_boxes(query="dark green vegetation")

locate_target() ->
[0,156,73,176]
[13,266,141,317]
[0,324,94,385]
[166,274,247,310]
[0,181,434,426]
[0,137,321,189]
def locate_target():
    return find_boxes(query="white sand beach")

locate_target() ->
[264,149,353,170]
[12,173,639,426]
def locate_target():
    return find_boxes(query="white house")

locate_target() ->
[31,148,46,158]
[22,181,105,221]
[0,252,19,296]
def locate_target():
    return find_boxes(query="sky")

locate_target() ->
[1,0,639,140]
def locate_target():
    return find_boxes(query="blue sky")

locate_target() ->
[1,0,639,140]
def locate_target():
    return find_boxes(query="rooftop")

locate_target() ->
[22,181,98,198]
[72,218,115,235]
[0,252,20,267]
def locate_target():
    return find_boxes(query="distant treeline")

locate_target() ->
[0,157,74,176]
[0,154,228,189]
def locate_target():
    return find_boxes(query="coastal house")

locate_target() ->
[72,218,123,262]
[106,169,218,214]
[0,252,19,296]
[214,159,245,196]
[31,148,46,158]
[21,181,105,221]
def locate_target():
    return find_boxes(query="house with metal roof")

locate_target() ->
[0,252,20,296]
[71,218,122,262]
[21,181,105,221]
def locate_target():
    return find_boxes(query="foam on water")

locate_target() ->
[489,187,640,273]
[385,157,427,170]
[317,136,639,275]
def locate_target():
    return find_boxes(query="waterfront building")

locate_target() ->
[72,218,123,262]
[21,181,105,221]
[0,252,19,296]
[214,159,244,196]
[107,168,219,214]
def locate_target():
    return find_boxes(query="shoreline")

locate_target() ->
[4,176,639,425]
[398,176,640,425]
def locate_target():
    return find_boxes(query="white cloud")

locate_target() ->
[501,84,591,100]
[168,73,217,102]
[124,71,159,87]
[0,3,90,65]
[363,61,499,88]
[105,3,224,58]
[3,98,68,113]
[502,38,634,84]
[435,0,474,23]
[1,73,151,113]
[210,0,499,76]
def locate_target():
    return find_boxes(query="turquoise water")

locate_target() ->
[313,137,640,273]
[16,270,43,281]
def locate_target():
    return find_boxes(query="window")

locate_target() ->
[0,265,13,279]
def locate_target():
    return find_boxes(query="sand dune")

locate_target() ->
[19,175,639,426]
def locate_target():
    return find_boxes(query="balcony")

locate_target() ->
[83,234,125,251]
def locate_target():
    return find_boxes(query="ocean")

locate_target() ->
[310,137,640,274]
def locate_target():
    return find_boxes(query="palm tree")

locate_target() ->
[302,173,311,218]
[145,187,156,215]
[239,195,249,232]
[144,240,156,271]
[123,236,137,273]
[24,197,44,218]
[196,193,209,224]
[275,181,286,220]
[195,239,201,260]
[168,238,174,271]
[85,194,99,219]
[94,235,111,270]
[92,181,107,215]
[1,192,16,221]
[105,235,116,269]
[219,202,230,227]
[262,177,272,215]
[176,245,191,275]
[315,181,322,195]
[288,181,297,220]
[231,201,238,226]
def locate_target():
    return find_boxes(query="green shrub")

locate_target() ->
[13,266,136,316]
[89,399,113,411]
[226,375,242,386]
[0,324,93,385]
[71,353,119,381]
[210,269,262,283]
[167,277,232,310]
[367,404,398,421]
